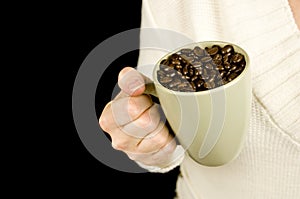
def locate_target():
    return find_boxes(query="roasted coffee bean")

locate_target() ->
[223,53,231,62]
[240,60,246,67]
[220,71,226,78]
[229,65,238,72]
[221,45,234,54]
[157,44,246,92]
[216,65,225,71]
[205,63,214,70]
[201,56,213,63]
[192,61,203,68]
[193,46,205,57]
[224,62,231,70]
[183,66,189,75]
[231,53,244,63]
[194,67,203,75]
[227,72,239,81]
[234,66,244,74]
[182,75,190,80]
[181,54,194,62]
[170,53,180,60]
[189,68,194,76]
[190,82,196,90]
[159,76,173,84]
[206,46,219,56]
[180,48,193,54]
[160,59,169,67]
[169,78,182,88]
[201,74,210,80]
[191,75,198,82]
[195,79,204,88]
[172,59,181,65]
[175,64,183,70]
[213,53,222,61]
[166,71,177,77]
[213,59,222,66]
[157,70,166,77]
[204,82,215,89]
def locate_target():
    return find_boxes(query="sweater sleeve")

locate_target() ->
[135,145,185,173]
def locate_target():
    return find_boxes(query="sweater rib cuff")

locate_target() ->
[135,145,185,173]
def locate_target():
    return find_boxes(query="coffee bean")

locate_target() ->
[201,56,212,63]
[221,45,234,54]
[183,66,189,75]
[157,70,166,77]
[229,65,238,72]
[191,75,198,82]
[224,62,231,70]
[193,61,203,68]
[195,79,204,88]
[166,71,177,77]
[206,46,219,56]
[216,65,225,71]
[175,64,183,70]
[190,82,196,90]
[182,75,190,80]
[181,54,194,63]
[194,67,203,75]
[193,46,205,57]
[213,59,222,66]
[213,53,222,61]
[205,63,214,70]
[189,68,194,76]
[159,76,173,84]
[220,71,226,78]
[169,78,182,88]
[231,53,244,63]
[172,60,181,65]
[204,82,215,89]
[180,48,193,54]
[227,72,239,81]
[223,53,231,62]
[157,44,246,92]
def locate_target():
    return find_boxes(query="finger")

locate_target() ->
[121,104,161,138]
[118,67,152,96]
[111,94,153,126]
[99,94,153,132]
[126,136,177,166]
[99,102,117,133]
[137,122,174,154]
[109,127,141,152]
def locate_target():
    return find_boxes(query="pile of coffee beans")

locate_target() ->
[157,44,246,92]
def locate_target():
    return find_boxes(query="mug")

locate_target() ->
[144,41,251,166]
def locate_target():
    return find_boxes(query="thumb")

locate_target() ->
[118,67,150,96]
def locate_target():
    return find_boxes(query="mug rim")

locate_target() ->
[152,40,250,96]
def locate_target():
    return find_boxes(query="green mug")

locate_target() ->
[144,41,251,166]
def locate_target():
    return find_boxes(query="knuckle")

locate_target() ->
[99,102,112,132]
[99,116,109,132]
[111,140,128,151]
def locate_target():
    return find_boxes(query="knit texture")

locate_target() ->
[137,0,300,198]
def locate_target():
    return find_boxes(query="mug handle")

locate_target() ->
[144,82,158,97]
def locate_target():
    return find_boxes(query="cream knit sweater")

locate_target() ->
[136,0,300,198]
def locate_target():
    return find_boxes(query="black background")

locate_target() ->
[68,1,180,198]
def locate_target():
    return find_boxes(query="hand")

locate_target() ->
[99,67,177,167]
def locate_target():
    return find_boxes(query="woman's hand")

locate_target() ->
[99,67,177,166]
